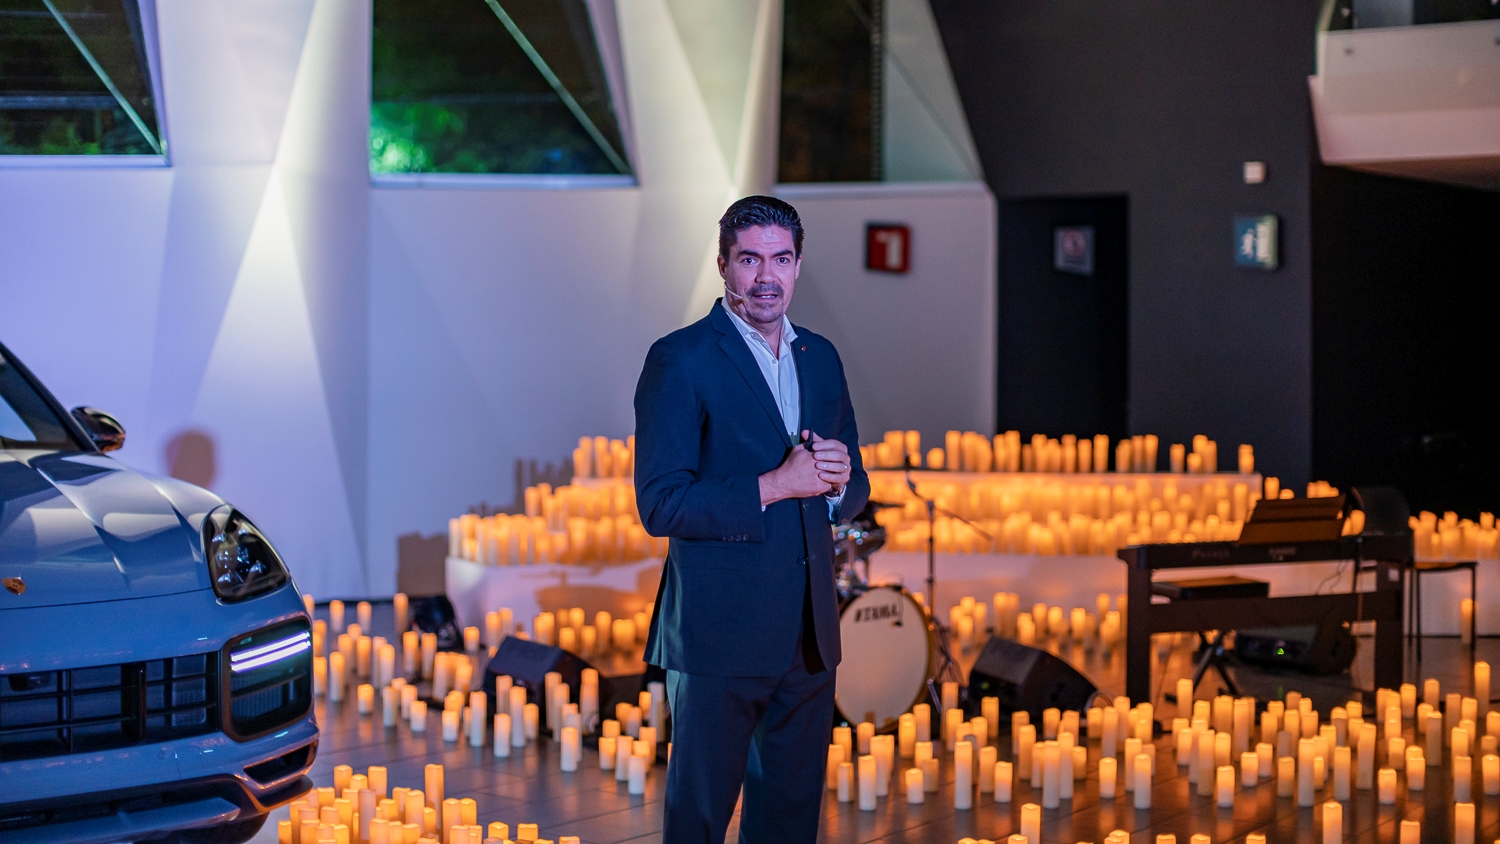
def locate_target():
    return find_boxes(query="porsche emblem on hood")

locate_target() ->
[3,577,24,596]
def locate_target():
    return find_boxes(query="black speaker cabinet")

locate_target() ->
[966,638,1098,722]
[1235,623,1357,676]
[482,637,614,732]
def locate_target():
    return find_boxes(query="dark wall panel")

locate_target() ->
[931,0,1320,484]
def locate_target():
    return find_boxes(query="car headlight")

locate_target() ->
[203,506,289,602]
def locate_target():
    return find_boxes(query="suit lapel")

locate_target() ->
[711,304,794,447]
[791,331,811,437]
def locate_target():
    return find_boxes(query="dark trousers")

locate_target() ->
[663,639,835,844]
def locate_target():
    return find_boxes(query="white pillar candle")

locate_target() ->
[1454,726,1472,759]
[598,736,615,770]
[1018,724,1036,777]
[915,704,931,743]
[1448,692,1463,736]
[356,636,372,678]
[1484,753,1500,795]
[837,762,852,802]
[995,760,1013,802]
[1177,678,1195,722]
[1242,752,1259,788]
[826,744,845,789]
[899,714,916,759]
[1427,713,1444,763]
[1333,745,1351,799]
[1400,683,1417,719]
[313,657,327,697]
[357,683,374,715]
[1256,742,1273,778]
[972,716,990,749]
[467,691,486,747]
[560,726,580,772]
[1455,754,1473,802]
[1407,747,1426,789]
[1176,725,1194,767]
[1088,707,1103,739]
[1477,663,1491,722]
[1216,765,1234,806]
[1059,733,1076,798]
[1125,737,1143,790]
[441,709,460,742]
[1277,755,1295,797]
[1357,723,1376,789]
[1297,738,1316,806]
[921,757,939,792]
[328,652,346,702]
[979,745,998,792]
[1102,706,1118,759]
[983,698,1001,738]
[1020,803,1041,843]
[1134,753,1153,808]
[955,741,974,809]
[1040,742,1060,808]
[330,599,345,632]
[615,734,632,781]
[523,703,538,740]
[905,768,924,803]
[1461,599,1474,645]
[409,699,427,733]
[627,756,647,795]
[1323,800,1342,844]
[401,630,418,676]
[835,725,853,763]
[1100,756,1118,798]
[382,686,398,727]
[1196,732,1215,796]
[1377,767,1396,803]
[857,720,875,756]
[356,600,371,631]
[491,713,511,758]
[1400,820,1421,844]
[1233,698,1253,755]
[1456,801,1475,844]
[858,755,877,811]
[1215,730,1233,769]
[874,735,894,797]
[1043,707,1061,740]
[1261,711,1277,746]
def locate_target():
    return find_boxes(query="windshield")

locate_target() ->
[0,348,81,450]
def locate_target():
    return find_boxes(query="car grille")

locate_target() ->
[225,619,312,740]
[0,654,218,761]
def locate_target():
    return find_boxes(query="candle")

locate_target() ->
[464,625,480,653]
[1043,706,1061,740]
[983,697,1000,737]
[1323,800,1342,844]
[1461,599,1474,645]
[899,714,916,759]
[837,762,852,802]
[409,699,427,733]
[1099,756,1117,798]
[628,756,647,795]
[1277,755,1296,797]
[1242,752,1258,788]
[1018,724,1036,777]
[1196,732,1215,796]
[392,592,407,633]
[1020,803,1041,843]
[1485,753,1499,795]
[1215,730,1232,768]
[826,744,845,789]
[1400,683,1417,719]
[329,652,346,702]
[1357,723,1376,789]
[835,725,854,762]
[1455,726,1471,759]
[560,726,580,772]
[1176,725,1194,766]
[921,757,939,792]
[1059,732,1076,799]
[355,683,374,715]
[1407,746,1426,789]
[873,734,894,797]
[906,767,924,803]
[1040,741,1060,807]
[1455,754,1472,802]
[995,760,1013,802]
[356,636,371,678]
[1456,801,1475,844]
[972,716,990,749]
[615,734,632,781]
[955,741,973,809]
[1216,765,1235,807]
[979,745,998,792]
[1233,698,1252,754]
[441,709,460,742]
[1134,753,1152,808]
[857,720,875,755]
[1400,820,1420,844]
[1332,745,1350,799]
[330,599,345,632]
[1297,738,1316,806]
[357,600,371,631]
[858,755,877,811]
[523,703,538,740]
[914,704,932,744]
[1427,713,1443,763]
[1479,663,1491,722]
[382,686,398,727]
[1374,766,1396,803]
[1256,742,1273,778]
[1102,706,1118,759]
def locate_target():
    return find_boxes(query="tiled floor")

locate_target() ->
[251,602,1500,843]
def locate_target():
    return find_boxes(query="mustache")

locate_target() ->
[746,283,783,298]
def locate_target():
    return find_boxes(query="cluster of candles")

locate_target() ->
[861,430,1254,476]
[277,762,583,843]
[985,592,1130,650]
[507,605,650,658]
[570,434,634,479]
[447,500,666,566]
[1411,510,1500,561]
[867,473,1262,555]
[938,665,1499,844]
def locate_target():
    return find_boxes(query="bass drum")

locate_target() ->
[835,586,934,731]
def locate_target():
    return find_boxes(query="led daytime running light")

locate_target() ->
[231,631,311,673]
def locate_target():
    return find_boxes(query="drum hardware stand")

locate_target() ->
[905,466,998,711]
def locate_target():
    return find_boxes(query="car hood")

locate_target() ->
[0,451,224,609]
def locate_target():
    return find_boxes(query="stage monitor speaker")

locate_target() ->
[966,638,1098,722]
[482,637,613,732]
[1235,623,1356,676]
[411,595,462,651]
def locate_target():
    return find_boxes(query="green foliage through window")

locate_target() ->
[371,0,629,176]
[779,0,880,183]
[0,0,162,156]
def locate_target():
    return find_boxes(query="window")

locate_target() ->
[0,0,163,156]
[370,0,630,177]
[778,0,881,183]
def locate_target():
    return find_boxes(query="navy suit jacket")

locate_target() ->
[634,302,870,677]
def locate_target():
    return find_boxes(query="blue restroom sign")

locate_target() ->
[1234,214,1279,271]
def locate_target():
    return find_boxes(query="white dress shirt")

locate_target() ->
[721,299,845,516]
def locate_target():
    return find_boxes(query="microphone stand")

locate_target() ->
[905,462,998,709]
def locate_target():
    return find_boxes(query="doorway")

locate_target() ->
[997,195,1129,438]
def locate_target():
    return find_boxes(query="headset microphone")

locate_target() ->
[723,285,747,303]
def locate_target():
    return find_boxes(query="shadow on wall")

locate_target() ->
[164,429,217,489]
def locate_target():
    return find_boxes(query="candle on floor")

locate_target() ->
[1102,706,1118,759]
[329,652,346,702]
[858,755,877,811]
[826,744,845,789]
[441,709,460,742]
[1134,752,1153,808]
[357,600,372,631]
[857,720,875,756]
[983,697,1000,738]
[922,757,939,792]
[330,600,345,632]
[1427,713,1444,764]
[1277,756,1295,797]
[355,683,374,715]
[906,768,924,803]
[1196,732,1215,796]
[1018,724,1036,777]
[837,762,852,803]
[979,745,998,792]
[313,657,327,698]
[1323,800,1342,844]
[627,756,647,795]
[523,703,539,740]
[491,713,510,758]
[560,726,580,772]
[1484,753,1500,795]
[1377,767,1396,803]
[1399,820,1420,844]
[1456,801,1475,844]
[1455,754,1473,802]
[467,692,486,747]
[1333,745,1351,799]
[382,686,397,727]
[464,625,480,654]
[1390,736,1407,770]
[1176,726,1194,767]
[873,735,894,797]
[955,741,974,809]
[1242,752,1259,787]
[1357,723,1376,789]
[835,725,854,762]
[356,636,371,678]
[393,592,407,634]
[915,704,932,744]
[409,699,427,733]
[1216,765,1234,807]
[1020,803,1041,843]
[1461,599,1474,645]
[996,760,1013,802]
[899,714,916,759]
[423,763,443,809]
[1177,678,1194,722]
[1407,747,1426,789]
[1099,754,1119,799]
[1297,738,1316,806]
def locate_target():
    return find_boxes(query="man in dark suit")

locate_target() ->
[634,196,870,843]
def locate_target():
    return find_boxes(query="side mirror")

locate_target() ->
[70,407,126,453]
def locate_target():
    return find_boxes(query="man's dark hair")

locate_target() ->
[718,195,804,259]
